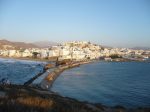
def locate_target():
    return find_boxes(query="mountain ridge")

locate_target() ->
[0,39,38,49]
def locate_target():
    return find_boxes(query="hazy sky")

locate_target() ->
[0,0,150,47]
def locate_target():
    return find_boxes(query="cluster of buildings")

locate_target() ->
[0,41,149,61]
[101,48,150,60]
[0,41,101,60]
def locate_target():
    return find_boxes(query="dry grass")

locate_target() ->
[0,85,102,112]
[0,85,150,112]
[17,97,53,109]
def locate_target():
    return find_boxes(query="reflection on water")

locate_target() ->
[52,61,150,108]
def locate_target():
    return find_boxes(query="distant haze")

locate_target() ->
[0,0,150,47]
[33,41,59,48]
[0,39,61,49]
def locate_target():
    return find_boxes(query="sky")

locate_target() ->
[0,0,150,47]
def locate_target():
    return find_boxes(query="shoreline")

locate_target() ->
[0,84,149,112]
[0,56,149,64]
[0,56,56,62]
[40,60,93,90]
[0,57,150,111]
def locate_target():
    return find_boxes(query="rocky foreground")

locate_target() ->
[0,85,149,112]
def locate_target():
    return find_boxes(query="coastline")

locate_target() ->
[0,56,56,62]
[1,56,149,63]
[0,57,150,111]
[0,84,149,112]
[40,60,93,90]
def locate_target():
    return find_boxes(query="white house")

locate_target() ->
[8,50,16,57]
[22,49,32,57]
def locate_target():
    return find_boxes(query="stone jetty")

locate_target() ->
[24,63,55,86]
[40,61,92,90]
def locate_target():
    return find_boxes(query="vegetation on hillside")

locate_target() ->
[0,85,149,112]
[109,54,122,59]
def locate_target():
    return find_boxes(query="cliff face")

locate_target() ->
[0,85,149,112]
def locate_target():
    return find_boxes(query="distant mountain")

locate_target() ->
[132,47,150,50]
[0,39,38,49]
[32,41,59,48]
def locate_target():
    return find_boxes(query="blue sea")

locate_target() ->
[0,58,150,108]
[0,58,46,84]
[51,61,150,108]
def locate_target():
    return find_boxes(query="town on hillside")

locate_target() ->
[0,41,150,61]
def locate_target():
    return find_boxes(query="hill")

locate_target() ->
[0,39,38,49]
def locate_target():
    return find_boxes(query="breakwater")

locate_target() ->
[40,61,92,90]
[24,63,55,86]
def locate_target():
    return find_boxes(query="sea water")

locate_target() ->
[0,58,46,84]
[51,61,150,108]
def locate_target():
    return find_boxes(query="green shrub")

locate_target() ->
[109,54,121,59]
